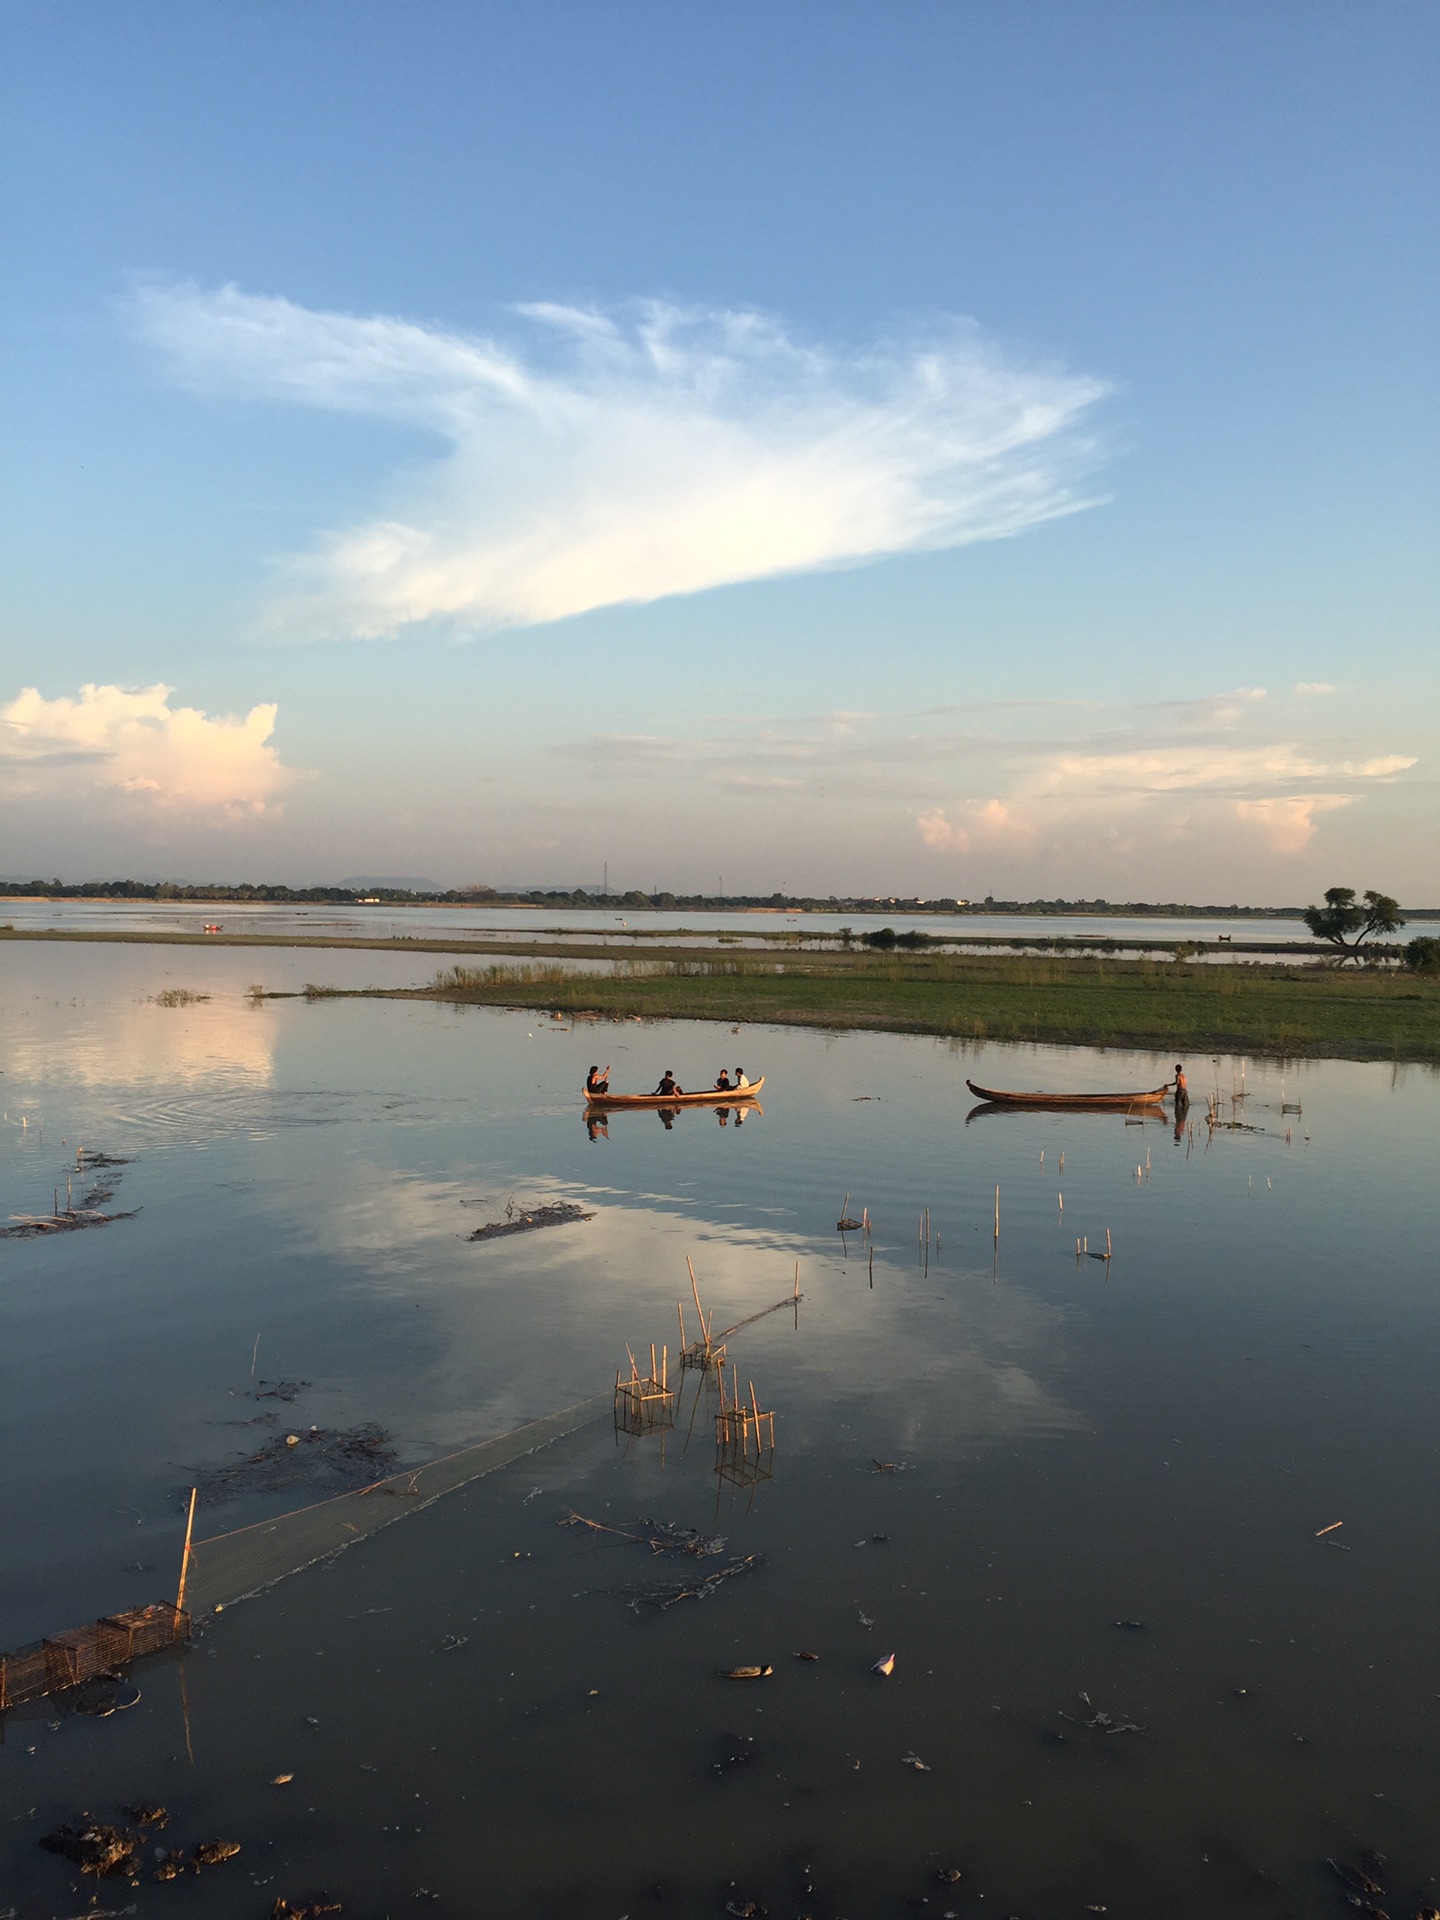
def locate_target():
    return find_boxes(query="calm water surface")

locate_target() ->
[1,941,1436,1917]
[1,896,1326,952]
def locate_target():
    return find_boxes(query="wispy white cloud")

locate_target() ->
[1293,681,1337,697]
[0,683,298,816]
[130,282,1112,640]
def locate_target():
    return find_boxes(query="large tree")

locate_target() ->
[1302,886,1405,961]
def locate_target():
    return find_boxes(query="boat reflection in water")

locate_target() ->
[964,1077,1171,1125]
[964,1099,1167,1126]
[587,1101,762,1140]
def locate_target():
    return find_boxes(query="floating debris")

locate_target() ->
[1061,1690,1147,1734]
[1328,1858,1385,1898]
[626,1554,763,1612]
[253,1380,310,1403]
[793,1651,820,1661]
[123,1804,167,1829]
[194,1423,397,1504]
[468,1201,595,1242]
[3,1149,138,1238]
[871,1653,896,1676]
[272,1901,341,1919]
[39,1822,139,1877]
[901,1751,931,1771]
[2,1206,139,1239]
[719,1665,773,1680]
[192,1839,241,1867]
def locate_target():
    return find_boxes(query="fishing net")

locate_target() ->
[186,1394,608,1614]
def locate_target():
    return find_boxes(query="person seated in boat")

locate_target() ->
[652,1069,683,1097]
[734,1066,749,1088]
[1171,1062,1189,1106]
[585,1064,611,1096]
[714,1069,733,1091]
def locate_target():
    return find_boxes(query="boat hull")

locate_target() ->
[584,1075,764,1110]
[965,1079,1169,1109]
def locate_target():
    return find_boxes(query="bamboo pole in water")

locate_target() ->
[176,1486,198,1614]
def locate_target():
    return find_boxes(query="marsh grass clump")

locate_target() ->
[432,962,592,991]
[151,988,211,1007]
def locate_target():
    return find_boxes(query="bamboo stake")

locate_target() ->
[176,1486,198,1614]
[994,1185,1000,1241]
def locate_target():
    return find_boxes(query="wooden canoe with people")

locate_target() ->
[965,1079,1169,1110]
[584,1076,764,1110]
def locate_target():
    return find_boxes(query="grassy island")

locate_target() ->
[393,951,1440,1063]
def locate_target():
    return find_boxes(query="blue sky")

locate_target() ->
[2,1,1435,899]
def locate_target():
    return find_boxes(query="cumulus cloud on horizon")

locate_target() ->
[913,695,1416,857]
[0,682,297,817]
[129,281,1112,640]
[562,687,1416,863]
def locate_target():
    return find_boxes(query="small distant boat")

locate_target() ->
[584,1076,764,1110]
[965,1079,1169,1110]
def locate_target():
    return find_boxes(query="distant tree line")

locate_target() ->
[0,878,1364,916]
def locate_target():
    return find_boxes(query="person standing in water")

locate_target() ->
[1171,1063,1189,1106]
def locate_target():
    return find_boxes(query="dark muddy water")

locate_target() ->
[1,940,1437,1917]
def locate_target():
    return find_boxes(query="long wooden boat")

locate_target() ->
[584,1076,764,1110]
[965,1078,1169,1109]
